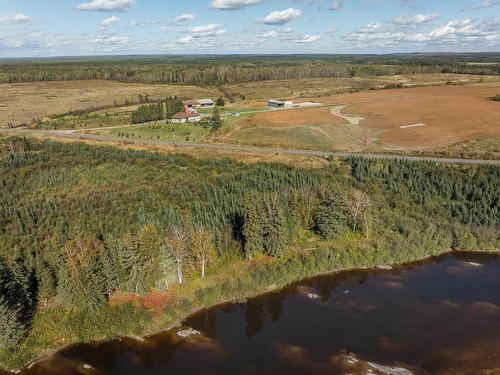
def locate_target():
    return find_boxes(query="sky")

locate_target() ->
[0,0,499,57]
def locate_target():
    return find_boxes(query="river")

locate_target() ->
[19,252,500,374]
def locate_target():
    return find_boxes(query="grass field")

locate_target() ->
[95,121,212,143]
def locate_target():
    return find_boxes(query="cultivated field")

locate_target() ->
[225,83,500,153]
[0,80,219,126]
[224,73,500,108]
[327,84,500,150]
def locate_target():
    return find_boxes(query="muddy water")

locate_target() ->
[21,252,500,374]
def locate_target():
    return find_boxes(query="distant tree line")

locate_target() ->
[1,55,499,85]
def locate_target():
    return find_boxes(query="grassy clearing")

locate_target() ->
[99,121,213,143]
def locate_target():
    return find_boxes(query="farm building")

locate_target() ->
[182,99,214,109]
[171,111,201,124]
[182,100,200,108]
[268,99,293,109]
[198,99,214,107]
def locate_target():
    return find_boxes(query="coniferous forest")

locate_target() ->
[0,137,498,369]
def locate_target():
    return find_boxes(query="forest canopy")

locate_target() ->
[0,137,498,367]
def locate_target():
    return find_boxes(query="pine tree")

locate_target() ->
[35,257,57,306]
[100,235,119,296]
[243,191,265,259]
[315,183,347,240]
[0,297,26,350]
[138,224,160,291]
[120,232,145,295]
[262,193,289,257]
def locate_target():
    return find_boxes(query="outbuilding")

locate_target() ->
[268,99,293,109]
[198,99,214,107]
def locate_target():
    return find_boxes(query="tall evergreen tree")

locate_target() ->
[243,191,266,259]
[262,193,289,257]
[0,297,26,350]
[315,183,347,240]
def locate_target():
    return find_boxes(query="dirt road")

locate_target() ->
[1,128,498,166]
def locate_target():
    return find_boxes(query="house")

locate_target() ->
[171,111,201,124]
[268,99,293,109]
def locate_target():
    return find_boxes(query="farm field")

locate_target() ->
[223,73,500,108]
[224,83,500,153]
[2,73,498,128]
[0,80,219,126]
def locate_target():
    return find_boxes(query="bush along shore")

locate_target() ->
[0,137,498,370]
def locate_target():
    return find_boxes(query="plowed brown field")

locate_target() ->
[320,84,500,150]
[250,107,344,127]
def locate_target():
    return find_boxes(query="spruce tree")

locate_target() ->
[243,191,265,259]
[315,183,347,240]
[0,297,26,350]
[262,193,289,257]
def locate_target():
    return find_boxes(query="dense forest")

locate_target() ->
[131,97,184,124]
[1,54,499,85]
[0,137,498,369]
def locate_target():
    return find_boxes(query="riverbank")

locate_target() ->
[4,241,498,373]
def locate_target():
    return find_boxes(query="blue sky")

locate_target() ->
[0,0,499,57]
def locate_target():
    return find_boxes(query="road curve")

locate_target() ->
[1,128,499,166]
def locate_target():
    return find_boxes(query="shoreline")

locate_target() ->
[8,247,498,374]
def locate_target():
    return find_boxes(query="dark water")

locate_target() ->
[21,252,500,374]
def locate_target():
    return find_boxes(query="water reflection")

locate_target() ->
[21,252,500,375]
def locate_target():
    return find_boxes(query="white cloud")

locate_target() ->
[292,34,321,43]
[391,13,440,25]
[0,14,33,24]
[107,36,129,45]
[177,35,194,44]
[175,13,195,23]
[262,8,302,25]
[76,0,135,12]
[101,15,120,27]
[128,20,139,28]
[145,20,160,25]
[190,23,227,37]
[211,0,264,10]
[462,0,500,11]
[342,17,500,49]
[330,0,343,11]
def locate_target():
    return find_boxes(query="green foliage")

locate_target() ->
[349,157,499,226]
[314,184,348,240]
[0,137,498,367]
[216,97,225,107]
[131,103,164,124]
[490,94,500,102]
[0,297,26,350]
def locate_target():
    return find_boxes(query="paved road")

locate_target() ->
[1,128,499,166]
